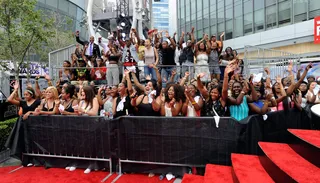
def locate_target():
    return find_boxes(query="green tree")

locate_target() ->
[0,0,54,80]
[35,11,75,62]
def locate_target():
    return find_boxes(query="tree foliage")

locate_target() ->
[0,0,54,79]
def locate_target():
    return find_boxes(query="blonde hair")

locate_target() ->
[46,86,59,100]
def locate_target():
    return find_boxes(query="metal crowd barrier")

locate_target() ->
[113,116,242,182]
[21,116,114,182]
[5,110,313,182]
[51,63,245,86]
[243,45,300,79]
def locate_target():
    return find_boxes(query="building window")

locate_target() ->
[210,25,217,37]
[243,0,253,14]
[218,22,224,37]
[309,0,320,19]
[278,0,291,26]
[197,0,202,12]
[266,0,276,6]
[266,5,276,29]
[294,0,307,23]
[254,9,264,31]
[244,13,253,34]
[225,20,233,40]
[234,0,243,37]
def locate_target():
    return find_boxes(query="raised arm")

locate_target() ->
[131,72,145,92]
[75,31,85,45]
[196,73,209,100]
[7,81,20,106]
[124,70,133,95]
[117,29,126,47]
[219,32,225,51]
[222,66,232,102]
[180,72,190,86]
[179,32,185,49]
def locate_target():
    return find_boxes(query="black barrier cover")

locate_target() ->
[118,117,243,166]
[0,101,18,121]
[239,108,312,155]
[6,116,114,161]
[4,109,313,169]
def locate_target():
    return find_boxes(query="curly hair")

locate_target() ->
[164,84,184,103]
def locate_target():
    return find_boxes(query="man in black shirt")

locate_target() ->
[159,31,176,83]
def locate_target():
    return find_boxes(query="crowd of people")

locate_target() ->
[6,27,320,173]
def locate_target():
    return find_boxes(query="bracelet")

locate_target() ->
[191,101,197,105]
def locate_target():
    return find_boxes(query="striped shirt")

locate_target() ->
[229,96,249,121]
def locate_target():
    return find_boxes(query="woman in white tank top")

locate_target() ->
[194,34,211,82]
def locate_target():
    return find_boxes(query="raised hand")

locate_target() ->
[306,62,313,71]
[145,75,151,81]
[171,69,177,76]
[184,71,190,78]
[264,67,270,75]
[276,76,282,84]
[26,82,32,88]
[124,69,131,76]
[14,81,19,90]
[191,26,195,33]
[197,73,205,78]
[266,93,274,101]
[165,31,170,38]
[288,61,293,72]
[225,66,234,74]
[44,74,51,81]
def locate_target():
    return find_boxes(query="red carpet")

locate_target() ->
[204,164,234,183]
[231,153,273,183]
[181,174,203,183]
[0,166,176,183]
[288,129,320,148]
[259,142,320,183]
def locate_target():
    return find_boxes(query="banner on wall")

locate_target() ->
[314,16,320,44]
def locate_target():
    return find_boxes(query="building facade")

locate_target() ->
[177,0,320,57]
[36,0,88,39]
[152,0,177,35]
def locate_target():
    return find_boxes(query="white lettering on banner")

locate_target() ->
[19,62,49,76]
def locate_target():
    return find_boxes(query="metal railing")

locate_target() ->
[49,44,76,80]
[243,45,300,79]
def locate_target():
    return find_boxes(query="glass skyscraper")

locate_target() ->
[152,0,170,31]
[177,0,320,56]
[178,0,320,40]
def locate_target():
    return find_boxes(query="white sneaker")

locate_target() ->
[65,167,70,170]
[27,163,33,167]
[84,168,91,174]
[166,173,175,181]
[69,166,76,171]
